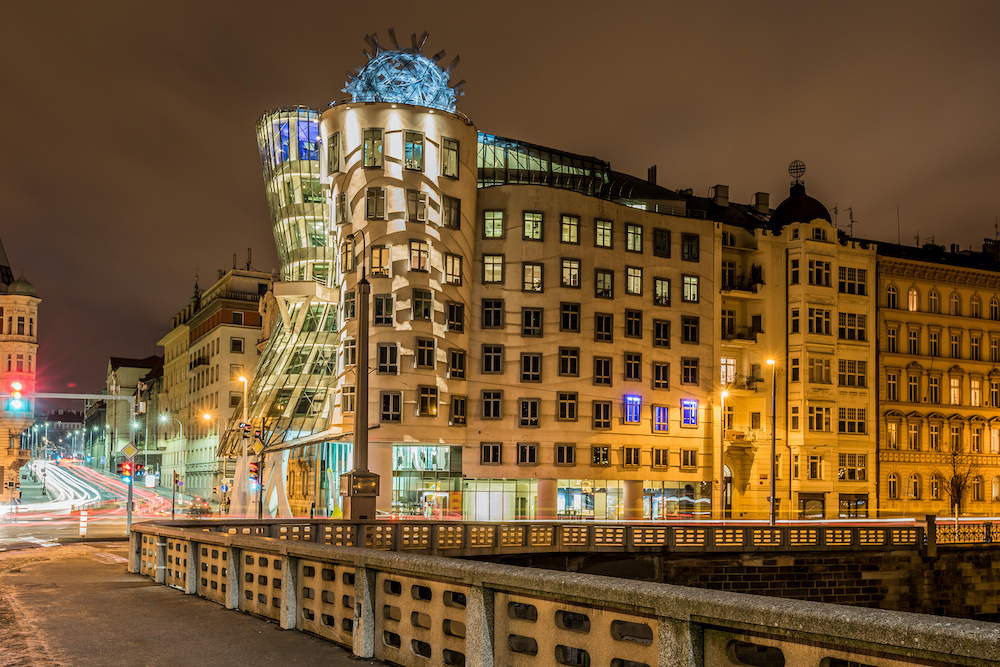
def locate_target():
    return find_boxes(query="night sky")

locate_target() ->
[2,1,998,396]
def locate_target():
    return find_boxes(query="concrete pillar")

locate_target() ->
[353,566,377,659]
[659,616,701,666]
[185,541,198,595]
[226,546,241,610]
[155,539,167,584]
[623,479,644,520]
[537,478,558,519]
[280,555,298,630]
[465,585,495,667]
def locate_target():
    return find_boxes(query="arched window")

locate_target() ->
[992,476,1000,501]
[991,298,999,321]
[886,285,898,309]
[908,288,919,312]
[930,475,941,500]
[908,473,920,499]
[929,290,940,314]
[973,476,984,501]
[950,293,961,316]
[887,473,899,500]
[971,296,981,318]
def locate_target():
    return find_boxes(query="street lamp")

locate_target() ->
[767,359,777,526]
[719,389,729,520]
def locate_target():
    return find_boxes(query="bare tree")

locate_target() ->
[934,440,981,515]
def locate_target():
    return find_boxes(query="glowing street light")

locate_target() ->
[767,359,777,526]
[720,389,729,520]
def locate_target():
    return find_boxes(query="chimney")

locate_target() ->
[713,185,729,207]
[754,192,770,215]
[647,165,657,185]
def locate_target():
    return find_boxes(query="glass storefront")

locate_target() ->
[392,445,462,518]
[643,480,713,519]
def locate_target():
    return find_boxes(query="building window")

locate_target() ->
[837,454,867,481]
[791,358,800,382]
[950,293,962,316]
[418,386,438,416]
[992,298,1000,321]
[791,406,799,430]
[482,299,504,328]
[681,316,699,343]
[972,378,982,406]
[595,313,613,342]
[561,303,581,332]
[887,473,898,500]
[929,291,940,313]
[522,307,543,336]
[481,442,501,464]
[808,406,832,431]
[409,241,429,272]
[380,392,401,422]
[653,406,668,433]
[370,246,390,277]
[403,130,424,170]
[482,391,502,419]
[908,423,920,450]
[561,259,580,288]
[626,267,642,295]
[595,219,612,248]
[482,345,503,374]
[523,211,543,240]
[341,238,356,272]
[414,338,435,369]
[681,449,697,469]
[929,331,940,357]
[681,233,699,261]
[441,138,459,178]
[341,385,355,414]
[908,288,919,311]
[886,372,897,401]
[790,259,800,285]
[406,190,428,222]
[790,308,799,334]
[450,396,467,425]
[971,336,981,360]
[950,377,961,405]
[653,447,669,466]
[654,278,670,306]
[445,254,462,285]
[517,443,538,465]
[520,353,542,382]
[808,308,832,335]
[326,132,340,173]
[808,456,823,480]
[559,348,580,376]
[838,267,867,295]
[972,427,983,453]
[483,210,504,238]
[448,349,466,379]
[653,228,670,257]
[909,330,919,355]
[837,407,866,434]
[887,327,897,353]
[373,295,394,326]
[230,337,244,353]
[625,309,642,338]
[908,375,920,403]
[623,447,641,467]
[483,254,504,283]
[342,339,357,367]
[625,353,641,381]
[447,302,464,332]
[929,424,941,451]
[625,223,642,252]
[594,357,612,386]
[808,260,832,287]
[411,289,432,321]
[523,263,543,292]
[837,359,866,387]
[519,399,540,427]
[365,187,386,219]
[561,215,580,244]
[592,401,612,429]
[653,320,670,347]
[592,446,610,465]
[595,269,613,298]
[928,376,940,404]
[442,195,461,229]
[363,128,383,167]
[886,284,897,308]
[838,313,867,341]
[555,444,575,466]
[973,476,983,501]
[557,392,578,421]
[682,276,699,302]
[951,333,961,359]
[681,399,698,427]
[624,395,641,424]
[681,358,699,385]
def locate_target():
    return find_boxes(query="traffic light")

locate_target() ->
[116,462,124,474]
[6,380,26,411]
[173,471,180,486]
[135,463,144,475]
[249,461,259,483]
[241,422,251,438]
[121,461,132,484]
[254,428,262,441]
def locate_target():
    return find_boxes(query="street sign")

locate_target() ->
[121,442,138,459]
[252,441,263,456]
[221,478,230,486]
[144,474,156,489]
[220,484,229,493]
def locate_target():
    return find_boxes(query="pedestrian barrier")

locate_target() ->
[129,520,1000,666]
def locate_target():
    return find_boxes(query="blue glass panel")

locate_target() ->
[298,120,319,161]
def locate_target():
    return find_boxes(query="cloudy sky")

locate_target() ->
[1,1,998,394]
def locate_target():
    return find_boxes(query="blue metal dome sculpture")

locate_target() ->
[343,31,463,113]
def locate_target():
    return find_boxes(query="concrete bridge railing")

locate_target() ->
[130,520,998,666]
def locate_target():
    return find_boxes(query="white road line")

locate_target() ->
[23,536,59,548]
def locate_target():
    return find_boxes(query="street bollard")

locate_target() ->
[79,510,88,538]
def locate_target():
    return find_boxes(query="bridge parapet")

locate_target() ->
[129,520,1000,667]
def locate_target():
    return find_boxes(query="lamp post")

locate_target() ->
[719,389,729,520]
[767,359,777,526]
[238,376,249,516]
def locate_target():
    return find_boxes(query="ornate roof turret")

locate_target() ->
[6,271,36,297]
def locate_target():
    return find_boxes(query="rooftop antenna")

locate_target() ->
[846,207,857,237]
[914,232,920,246]
[246,247,252,270]
[897,205,901,244]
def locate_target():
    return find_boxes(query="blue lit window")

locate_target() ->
[653,406,668,432]
[624,395,641,424]
[298,121,320,161]
[681,399,698,427]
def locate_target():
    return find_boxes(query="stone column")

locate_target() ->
[537,478,558,519]
[623,479,644,520]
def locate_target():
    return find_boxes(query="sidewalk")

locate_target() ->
[0,542,378,666]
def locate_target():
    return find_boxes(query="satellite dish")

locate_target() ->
[789,160,806,181]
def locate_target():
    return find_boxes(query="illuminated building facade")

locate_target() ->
[0,251,38,503]
[877,241,1000,516]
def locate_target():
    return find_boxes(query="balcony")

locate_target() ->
[725,374,762,392]
[721,266,764,293]
[722,325,761,343]
[189,356,209,371]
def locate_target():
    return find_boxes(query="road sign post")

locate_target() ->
[121,442,138,535]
